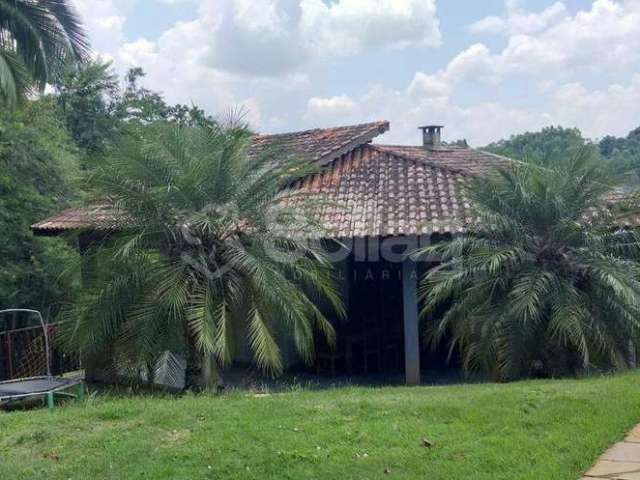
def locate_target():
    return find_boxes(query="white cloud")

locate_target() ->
[304,84,549,146]
[442,43,503,84]
[71,0,130,57]
[69,0,443,136]
[94,15,126,31]
[204,0,441,75]
[431,0,640,91]
[75,0,442,78]
[407,72,451,99]
[300,0,441,56]
[236,97,263,128]
[470,1,567,36]
[501,0,640,71]
[550,75,640,139]
[119,39,158,66]
[304,69,640,147]
[202,0,306,76]
[403,43,504,104]
[306,95,357,120]
[71,0,640,147]
[468,16,505,35]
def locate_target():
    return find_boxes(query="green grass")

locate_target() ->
[2,372,640,479]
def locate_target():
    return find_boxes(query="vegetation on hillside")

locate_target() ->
[600,127,640,178]
[483,124,640,178]
[483,126,588,163]
[0,99,80,313]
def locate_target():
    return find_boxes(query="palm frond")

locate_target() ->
[66,122,341,384]
[420,147,640,380]
[0,0,89,104]
[0,47,30,105]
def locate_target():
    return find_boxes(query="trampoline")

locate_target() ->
[0,309,84,411]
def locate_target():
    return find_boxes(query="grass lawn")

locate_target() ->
[2,371,640,479]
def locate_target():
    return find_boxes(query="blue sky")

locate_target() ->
[72,0,640,145]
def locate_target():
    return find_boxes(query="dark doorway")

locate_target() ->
[314,248,463,384]
[315,252,404,378]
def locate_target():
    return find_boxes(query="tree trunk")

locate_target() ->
[201,353,224,393]
[629,340,637,368]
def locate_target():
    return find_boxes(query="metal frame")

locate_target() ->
[0,309,84,411]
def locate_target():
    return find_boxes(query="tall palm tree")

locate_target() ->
[0,0,89,105]
[417,149,640,381]
[62,122,343,387]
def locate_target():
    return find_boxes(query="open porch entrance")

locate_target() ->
[314,237,461,384]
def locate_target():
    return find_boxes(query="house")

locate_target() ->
[32,121,516,385]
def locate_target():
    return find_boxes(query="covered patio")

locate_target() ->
[313,236,459,385]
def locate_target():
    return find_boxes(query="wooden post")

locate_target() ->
[402,257,420,385]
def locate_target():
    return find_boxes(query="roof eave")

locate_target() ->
[314,121,390,167]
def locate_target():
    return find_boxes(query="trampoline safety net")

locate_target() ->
[0,313,78,382]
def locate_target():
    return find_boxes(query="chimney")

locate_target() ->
[419,125,444,149]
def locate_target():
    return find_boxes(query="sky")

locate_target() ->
[70,0,640,146]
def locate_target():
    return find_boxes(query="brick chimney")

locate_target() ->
[419,125,444,149]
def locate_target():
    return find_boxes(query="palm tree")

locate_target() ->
[62,122,343,388]
[0,0,89,105]
[417,149,640,381]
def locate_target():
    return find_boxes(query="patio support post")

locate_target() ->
[402,257,420,385]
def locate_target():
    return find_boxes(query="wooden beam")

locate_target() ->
[402,257,420,385]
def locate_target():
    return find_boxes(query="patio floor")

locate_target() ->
[583,425,640,479]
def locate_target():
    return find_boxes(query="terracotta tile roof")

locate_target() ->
[248,120,389,166]
[33,120,637,238]
[372,144,512,175]
[31,203,125,234]
[32,121,390,234]
[290,144,476,237]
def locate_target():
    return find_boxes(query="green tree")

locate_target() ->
[56,60,120,154]
[483,126,587,165]
[0,0,89,105]
[0,99,80,314]
[600,127,640,179]
[54,64,217,161]
[417,149,640,380]
[115,67,215,127]
[62,122,342,387]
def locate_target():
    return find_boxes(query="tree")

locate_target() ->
[417,148,640,381]
[115,67,215,128]
[483,126,587,165]
[54,64,217,162]
[56,60,120,154]
[0,0,89,105]
[0,98,80,315]
[600,127,640,179]
[62,122,342,387]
